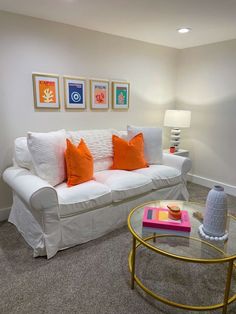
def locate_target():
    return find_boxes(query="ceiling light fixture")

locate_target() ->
[177,27,191,34]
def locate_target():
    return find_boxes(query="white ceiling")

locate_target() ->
[1,0,236,49]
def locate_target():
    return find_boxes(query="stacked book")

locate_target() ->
[142,207,191,237]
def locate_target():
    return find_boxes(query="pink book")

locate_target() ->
[142,207,191,232]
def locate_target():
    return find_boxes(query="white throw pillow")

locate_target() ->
[127,125,163,164]
[67,129,117,160]
[117,130,128,140]
[27,129,66,186]
[14,137,33,170]
[67,129,118,172]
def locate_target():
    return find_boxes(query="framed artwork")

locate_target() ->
[32,73,60,109]
[63,76,86,110]
[90,79,109,110]
[112,81,130,110]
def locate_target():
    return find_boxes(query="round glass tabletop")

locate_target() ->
[128,200,236,262]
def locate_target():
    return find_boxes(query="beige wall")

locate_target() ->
[176,40,236,189]
[0,11,177,211]
[2,11,235,217]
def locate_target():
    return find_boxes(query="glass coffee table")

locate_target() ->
[127,200,236,313]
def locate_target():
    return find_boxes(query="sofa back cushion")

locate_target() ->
[67,129,117,172]
[127,125,163,165]
[27,129,66,186]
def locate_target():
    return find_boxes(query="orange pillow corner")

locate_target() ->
[65,138,94,187]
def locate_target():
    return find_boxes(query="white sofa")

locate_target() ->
[3,128,192,258]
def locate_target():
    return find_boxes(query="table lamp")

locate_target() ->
[164,110,191,151]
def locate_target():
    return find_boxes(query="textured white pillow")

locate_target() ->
[14,137,33,170]
[67,129,118,172]
[67,129,118,160]
[127,125,163,165]
[27,129,66,186]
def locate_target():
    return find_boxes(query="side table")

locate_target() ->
[163,148,189,157]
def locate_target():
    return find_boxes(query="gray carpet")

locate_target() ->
[0,183,236,314]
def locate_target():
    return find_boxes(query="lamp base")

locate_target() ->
[170,128,181,151]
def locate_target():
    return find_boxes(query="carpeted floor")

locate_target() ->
[0,183,236,314]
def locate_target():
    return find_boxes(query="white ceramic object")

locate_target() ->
[202,185,228,238]
[198,224,228,242]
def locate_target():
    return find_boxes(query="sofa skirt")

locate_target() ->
[9,183,188,258]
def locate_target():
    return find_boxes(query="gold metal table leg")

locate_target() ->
[222,259,234,314]
[153,232,156,243]
[131,236,136,289]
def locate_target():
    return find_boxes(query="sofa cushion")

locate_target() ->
[27,129,66,186]
[133,165,182,189]
[94,170,153,202]
[67,129,118,172]
[56,180,112,217]
[127,125,163,165]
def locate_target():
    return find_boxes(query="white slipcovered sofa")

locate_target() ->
[3,127,191,258]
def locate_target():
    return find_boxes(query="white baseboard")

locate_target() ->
[187,173,236,197]
[0,207,10,222]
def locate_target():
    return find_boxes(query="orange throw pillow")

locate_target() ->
[65,139,93,186]
[111,133,148,170]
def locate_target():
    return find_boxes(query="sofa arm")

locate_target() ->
[3,167,61,259]
[3,167,59,211]
[162,153,192,176]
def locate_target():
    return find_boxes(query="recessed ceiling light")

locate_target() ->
[177,28,191,34]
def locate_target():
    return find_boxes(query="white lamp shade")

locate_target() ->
[164,110,191,128]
